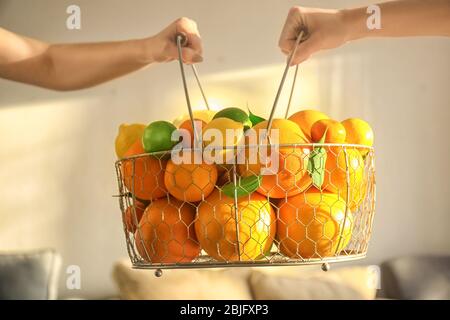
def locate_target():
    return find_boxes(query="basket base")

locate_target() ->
[130,251,367,270]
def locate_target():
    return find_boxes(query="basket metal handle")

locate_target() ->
[175,33,210,146]
[266,30,304,132]
[177,30,303,139]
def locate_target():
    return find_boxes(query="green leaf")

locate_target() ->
[221,175,262,198]
[248,108,265,127]
[307,130,328,188]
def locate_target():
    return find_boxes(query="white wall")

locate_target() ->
[1,0,449,298]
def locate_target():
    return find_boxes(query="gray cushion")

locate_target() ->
[380,255,450,299]
[0,249,61,300]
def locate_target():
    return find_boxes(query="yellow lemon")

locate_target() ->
[342,118,374,146]
[114,123,146,159]
[341,118,374,156]
[202,117,244,164]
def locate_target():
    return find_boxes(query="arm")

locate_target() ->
[345,0,450,40]
[0,17,202,91]
[279,0,450,65]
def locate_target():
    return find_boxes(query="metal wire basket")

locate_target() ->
[114,33,376,276]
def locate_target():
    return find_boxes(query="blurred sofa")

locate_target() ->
[0,249,61,300]
[379,255,450,299]
[112,259,378,300]
[1,249,448,299]
[112,256,450,300]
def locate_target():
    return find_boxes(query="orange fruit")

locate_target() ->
[238,119,311,198]
[135,197,200,263]
[288,109,329,141]
[122,139,167,200]
[124,200,147,233]
[195,190,276,261]
[178,119,207,148]
[323,147,366,211]
[277,188,353,259]
[164,152,218,202]
[311,119,346,143]
[341,118,374,156]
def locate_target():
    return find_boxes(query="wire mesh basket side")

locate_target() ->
[114,143,375,269]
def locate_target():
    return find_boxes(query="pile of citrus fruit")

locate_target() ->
[115,107,374,263]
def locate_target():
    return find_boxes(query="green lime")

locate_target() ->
[142,121,178,153]
[213,107,252,130]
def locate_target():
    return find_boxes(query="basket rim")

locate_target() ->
[115,143,374,164]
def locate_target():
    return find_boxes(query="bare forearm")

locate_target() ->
[44,39,153,90]
[0,18,202,91]
[343,0,450,41]
[0,38,153,91]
